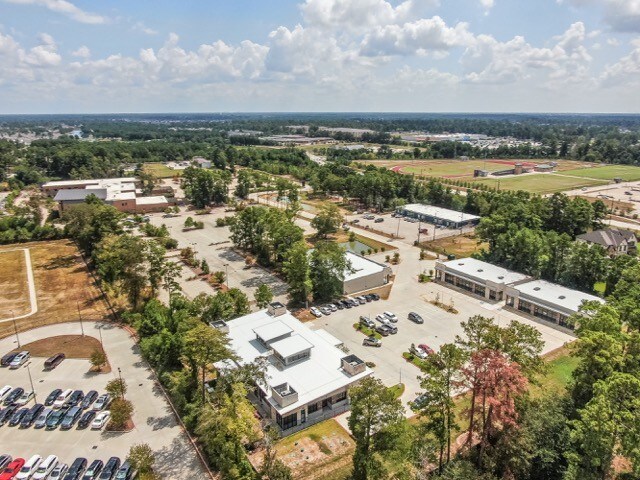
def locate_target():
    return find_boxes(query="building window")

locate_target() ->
[277,412,298,430]
[335,391,347,403]
[518,299,532,314]
[506,295,514,307]
[285,351,310,365]
[308,402,319,414]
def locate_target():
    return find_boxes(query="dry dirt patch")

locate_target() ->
[11,334,105,359]
[0,249,30,316]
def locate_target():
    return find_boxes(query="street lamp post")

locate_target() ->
[26,363,37,404]
[97,323,103,347]
[224,263,229,289]
[117,367,125,401]
[77,301,84,336]
[11,310,20,348]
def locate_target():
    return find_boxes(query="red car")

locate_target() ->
[0,458,25,480]
[418,344,434,356]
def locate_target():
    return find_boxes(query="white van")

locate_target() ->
[52,389,73,409]
[0,385,12,402]
[16,454,42,479]
[33,455,58,480]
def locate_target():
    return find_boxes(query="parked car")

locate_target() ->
[63,458,87,480]
[15,454,41,480]
[334,301,344,310]
[82,460,103,480]
[49,464,68,480]
[44,389,62,407]
[8,408,28,427]
[418,344,435,356]
[409,344,428,360]
[326,304,337,312]
[411,393,429,411]
[3,388,23,406]
[356,296,366,304]
[46,406,70,430]
[0,353,18,367]
[374,218,384,223]
[78,411,96,429]
[370,293,380,301]
[9,352,29,370]
[319,307,331,316]
[113,462,132,480]
[33,407,53,429]
[345,297,359,307]
[0,386,12,403]
[14,391,34,407]
[310,307,322,318]
[339,300,350,309]
[362,337,382,347]
[90,411,110,430]
[20,403,43,428]
[53,389,73,409]
[92,394,111,412]
[44,353,65,370]
[67,390,84,407]
[359,316,375,329]
[33,455,58,480]
[0,459,25,480]
[61,406,82,430]
[0,406,17,426]
[81,391,98,410]
[375,314,388,323]
[383,311,398,322]
[375,325,391,337]
[98,458,120,480]
[0,456,11,471]
[408,312,424,324]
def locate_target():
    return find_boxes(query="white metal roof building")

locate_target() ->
[397,203,481,228]
[505,279,604,330]
[343,252,393,295]
[435,257,529,302]
[214,303,371,434]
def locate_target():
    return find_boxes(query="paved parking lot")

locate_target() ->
[309,277,573,412]
[0,322,207,478]
[146,208,290,304]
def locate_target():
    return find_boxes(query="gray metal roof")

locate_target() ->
[54,189,107,202]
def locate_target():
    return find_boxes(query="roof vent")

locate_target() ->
[533,287,541,291]
[458,263,464,266]
[498,276,504,280]
[559,295,566,299]
[477,269,484,272]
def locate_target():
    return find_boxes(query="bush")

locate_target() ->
[158,237,178,249]
[380,246,385,252]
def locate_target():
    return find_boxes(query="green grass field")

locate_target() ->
[473,174,607,194]
[560,164,640,181]
[401,160,512,177]
[142,163,182,178]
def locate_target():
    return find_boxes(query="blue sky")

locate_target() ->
[0,0,639,113]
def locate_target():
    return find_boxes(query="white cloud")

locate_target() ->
[2,0,106,24]
[560,0,640,32]
[606,37,620,46]
[360,16,474,57]
[480,0,495,13]
[601,38,640,86]
[71,45,90,58]
[132,21,158,36]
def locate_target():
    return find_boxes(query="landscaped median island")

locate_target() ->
[353,322,382,339]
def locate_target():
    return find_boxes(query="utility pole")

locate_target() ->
[417,220,421,245]
[396,217,401,238]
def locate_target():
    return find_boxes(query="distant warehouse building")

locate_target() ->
[434,258,528,302]
[343,252,392,295]
[505,280,603,330]
[396,204,480,229]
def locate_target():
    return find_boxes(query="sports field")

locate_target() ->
[143,162,182,178]
[473,174,607,194]
[0,240,110,338]
[560,165,640,181]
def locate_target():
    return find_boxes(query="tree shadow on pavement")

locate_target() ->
[153,436,208,479]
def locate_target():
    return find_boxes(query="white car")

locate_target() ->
[92,393,111,411]
[410,344,428,360]
[91,411,111,430]
[15,390,35,406]
[9,351,30,369]
[310,307,322,318]
[16,455,42,480]
[33,455,58,480]
[383,311,398,323]
[0,385,12,403]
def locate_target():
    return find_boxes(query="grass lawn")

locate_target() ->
[388,383,406,399]
[401,160,515,177]
[353,323,382,339]
[0,248,30,316]
[530,346,578,398]
[560,164,640,181]
[421,234,487,258]
[251,419,355,480]
[143,162,182,178]
[473,174,607,194]
[0,240,111,339]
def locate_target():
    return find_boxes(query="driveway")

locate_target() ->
[0,322,208,479]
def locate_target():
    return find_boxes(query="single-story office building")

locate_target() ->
[213,303,372,434]
[505,279,604,330]
[434,258,529,301]
[343,252,393,295]
[396,204,480,229]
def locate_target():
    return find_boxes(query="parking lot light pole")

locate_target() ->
[77,301,84,336]
[26,363,37,404]
[118,367,125,401]
[11,310,21,348]
[224,263,229,289]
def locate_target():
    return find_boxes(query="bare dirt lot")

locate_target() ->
[0,248,30,316]
[10,334,104,358]
[0,240,110,338]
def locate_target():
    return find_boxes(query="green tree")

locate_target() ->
[201,259,210,275]
[309,241,351,302]
[349,377,406,480]
[254,284,274,309]
[63,199,124,254]
[90,349,107,371]
[282,241,312,306]
[609,263,640,330]
[182,166,231,208]
[127,443,155,475]
[106,378,128,400]
[310,203,343,238]
[109,398,134,429]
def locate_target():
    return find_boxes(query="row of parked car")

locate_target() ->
[310,293,381,317]
[360,311,427,346]
[1,351,66,371]
[0,454,132,480]
[0,388,112,431]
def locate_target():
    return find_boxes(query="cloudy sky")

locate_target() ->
[1,0,639,113]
